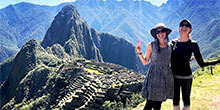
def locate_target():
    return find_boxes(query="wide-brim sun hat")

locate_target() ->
[150,23,172,38]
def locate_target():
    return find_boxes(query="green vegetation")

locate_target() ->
[126,93,145,108]
[193,56,220,78]
[133,57,220,110]
[0,55,16,84]
[119,69,128,73]
[191,64,220,110]
[102,101,124,110]
[111,81,123,88]
[84,68,104,75]
[102,93,145,110]
[16,94,50,109]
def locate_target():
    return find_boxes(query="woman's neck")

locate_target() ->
[179,34,189,42]
[159,39,167,48]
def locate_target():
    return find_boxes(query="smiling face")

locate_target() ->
[156,28,167,40]
[178,21,192,35]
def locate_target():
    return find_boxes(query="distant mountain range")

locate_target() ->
[163,0,220,58]
[0,2,61,62]
[0,0,219,63]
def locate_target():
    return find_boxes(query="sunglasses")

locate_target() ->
[156,29,166,34]
[180,23,191,28]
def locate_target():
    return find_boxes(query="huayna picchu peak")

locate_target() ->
[41,5,83,48]
[40,4,144,72]
[0,4,144,109]
[41,4,103,62]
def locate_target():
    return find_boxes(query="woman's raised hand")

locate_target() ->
[136,40,142,54]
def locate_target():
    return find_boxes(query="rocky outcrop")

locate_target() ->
[45,43,70,59]
[98,33,143,71]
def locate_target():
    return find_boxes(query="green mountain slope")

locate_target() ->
[164,0,220,59]
[0,38,145,109]
[0,43,145,109]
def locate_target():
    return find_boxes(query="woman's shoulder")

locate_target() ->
[189,39,197,44]
[170,38,178,43]
[171,38,179,42]
[149,41,156,47]
[150,40,157,44]
[148,41,154,47]
[169,38,178,47]
[148,41,157,51]
[188,39,199,47]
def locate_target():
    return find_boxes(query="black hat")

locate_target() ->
[150,23,172,38]
[179,19,192,28]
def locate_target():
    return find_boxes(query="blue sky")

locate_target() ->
[0,0,168,9]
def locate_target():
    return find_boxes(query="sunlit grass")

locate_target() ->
[133,64,220,110]
[132,99,172,110]
[191,65,220,110]
[84,68,104,75]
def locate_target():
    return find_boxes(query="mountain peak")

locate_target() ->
[41,4,103,61]
[0,39,46,105]
[20,39,45,54]
[41,4,84,48]
[60,4,80,19]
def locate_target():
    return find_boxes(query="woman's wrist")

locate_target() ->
[138,52,142,55]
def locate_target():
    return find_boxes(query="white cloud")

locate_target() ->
[144,0,168,6]
[59,0,76,4]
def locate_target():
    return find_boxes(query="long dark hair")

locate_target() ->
[155,35,169,52]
